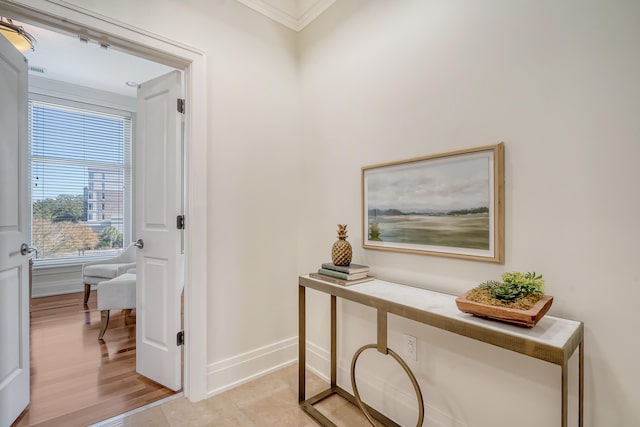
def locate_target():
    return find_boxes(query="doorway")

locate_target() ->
[16,292,176,426]
[0,0,208,422]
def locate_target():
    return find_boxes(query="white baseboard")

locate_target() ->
[206,336,297,396]
[305,340,331,382]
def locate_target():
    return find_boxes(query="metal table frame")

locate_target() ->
[298,275,584,427]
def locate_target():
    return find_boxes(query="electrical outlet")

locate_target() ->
[403,334,417,361]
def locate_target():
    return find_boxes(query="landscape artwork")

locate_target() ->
[362,143,504,263]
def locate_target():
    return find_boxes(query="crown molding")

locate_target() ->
[235,0,335,31]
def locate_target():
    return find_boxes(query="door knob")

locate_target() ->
[134,239,144,249]
[20,243,38,257]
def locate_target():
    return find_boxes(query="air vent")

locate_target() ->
[29,65,46,74]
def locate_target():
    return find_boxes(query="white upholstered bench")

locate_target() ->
[82,243,136,304]
[97,269,136,340]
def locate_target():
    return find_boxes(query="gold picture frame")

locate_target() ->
[362,143,504,263]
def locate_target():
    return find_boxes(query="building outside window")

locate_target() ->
[30,98,132,261]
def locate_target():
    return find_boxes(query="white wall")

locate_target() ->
[19,0,640,424]
[299,1,640,426]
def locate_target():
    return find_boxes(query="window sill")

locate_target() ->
[33,256,117,271]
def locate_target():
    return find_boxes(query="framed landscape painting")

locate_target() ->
[362,143,504,263]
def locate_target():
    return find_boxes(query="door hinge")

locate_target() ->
[177,330,184,346]
[177,215,185,230]
[177,98,185,114]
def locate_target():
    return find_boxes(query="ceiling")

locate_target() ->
[6,0,334,98]
[18,21,174,98]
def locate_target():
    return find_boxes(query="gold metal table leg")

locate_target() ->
[299,289,407,426]
[299,285,306,403]
[331,295,337,387]
[562,361,568,427]
[579,340,584,427]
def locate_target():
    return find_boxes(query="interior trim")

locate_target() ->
[235,0,335,31]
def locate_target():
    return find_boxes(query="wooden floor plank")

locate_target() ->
[12,292,175,427]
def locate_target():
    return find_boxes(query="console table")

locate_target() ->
[298,275,584,427]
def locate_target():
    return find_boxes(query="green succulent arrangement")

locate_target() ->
[478,272,545,303]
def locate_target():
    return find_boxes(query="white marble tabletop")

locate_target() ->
[302,275,583,354]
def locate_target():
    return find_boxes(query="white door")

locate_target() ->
[0,37,30,426]
[135,70,183,391]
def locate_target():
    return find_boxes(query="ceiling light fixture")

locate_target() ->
[0,17,36,52]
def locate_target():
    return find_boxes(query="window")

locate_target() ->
[30,99,132,261]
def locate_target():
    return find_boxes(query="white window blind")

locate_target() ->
[29,99,132,261]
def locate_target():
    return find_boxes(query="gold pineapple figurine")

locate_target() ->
[331,224,352,266]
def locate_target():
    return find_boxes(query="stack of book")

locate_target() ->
[310,262,373,286]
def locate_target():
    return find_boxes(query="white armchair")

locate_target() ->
[82,243,136,304]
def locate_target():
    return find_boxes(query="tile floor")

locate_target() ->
[94,364,382,427]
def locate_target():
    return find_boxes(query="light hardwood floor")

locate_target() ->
[12,292,175,427]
